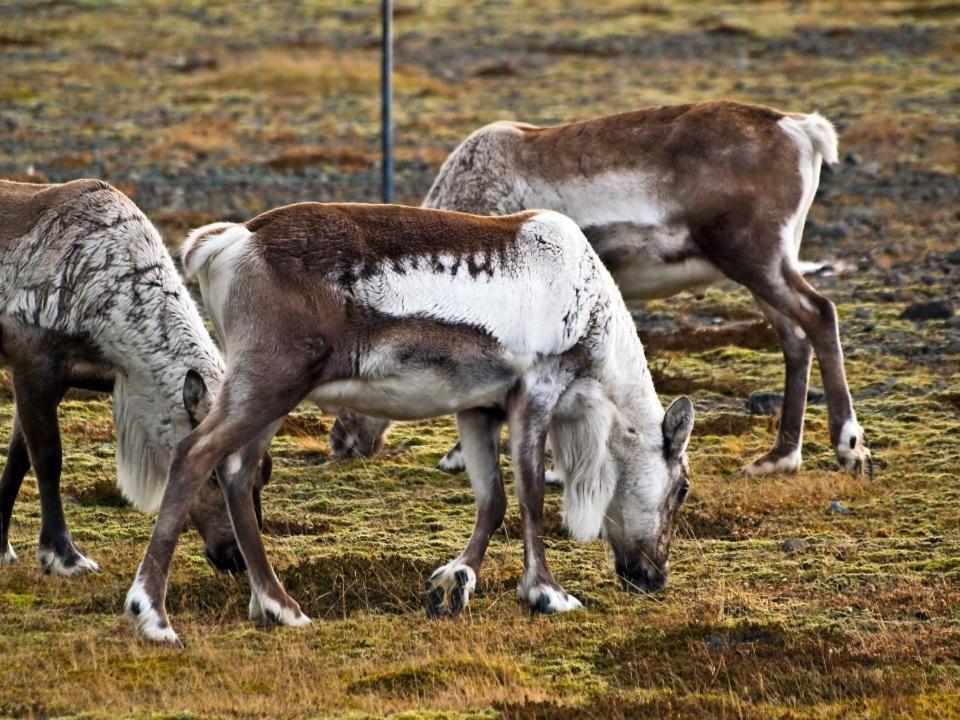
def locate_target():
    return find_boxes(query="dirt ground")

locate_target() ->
[1,1,958,718]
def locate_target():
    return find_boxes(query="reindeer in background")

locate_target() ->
[125,204,694,643]
[333,101,872,479]
[0,179,264,577]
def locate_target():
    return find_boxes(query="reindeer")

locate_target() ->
[124,203,694,643]
[0,178,265,577]
[332,101,872,479]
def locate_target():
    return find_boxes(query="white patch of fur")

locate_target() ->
[125,577,180,644]
[518,580,583,613]
[550,379,615,541]
[544,468,562,485]
[525,171,669,229]
[428,560,477,610]
[181,222,245,279]
[248,586,312,627]
[181,222,252,347]
[225,452,243,475]
[742,447,802,476]
[114,372,172,513]
[347,211,600,362]
[1,542,17,564]
[37,547,100,577]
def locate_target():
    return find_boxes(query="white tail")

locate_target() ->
[181,222,249,281]
[800,112,839,165]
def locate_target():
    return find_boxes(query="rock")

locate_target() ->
[900,299,954,321]
[818,224,848,241]
[826,500,851,516]
[782,538,809,554]
[854,308,873,320]
[746,392,782,415]
[746,389,824,415]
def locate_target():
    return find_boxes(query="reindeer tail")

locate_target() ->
[181,221,251,281]
[800,112,839,165]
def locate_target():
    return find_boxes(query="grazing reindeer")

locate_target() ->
[125,203,694,643]
[333,101,871,478]
[0,179,263,576]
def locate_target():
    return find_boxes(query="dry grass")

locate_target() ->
[1,0,959,718]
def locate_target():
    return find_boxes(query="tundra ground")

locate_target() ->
[1,1,958,718]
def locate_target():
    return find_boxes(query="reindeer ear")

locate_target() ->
[182,370,209,428]
[663,396,694,459]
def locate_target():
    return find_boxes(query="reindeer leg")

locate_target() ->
[743,295,813,475]
[509,379,582,614]
[126,369,312,643]
[427,408,506,618]
[0,411,30,564]
[11,364,99,576]
[748,267,871,477]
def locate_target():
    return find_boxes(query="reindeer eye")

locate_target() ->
[626,427,637,435]
[677,482,690,504]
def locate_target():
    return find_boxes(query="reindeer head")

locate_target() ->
[181,370,271,574]
[551,386,693,594]
[603,396,693,593]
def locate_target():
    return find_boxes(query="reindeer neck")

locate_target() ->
[99,270,223,449]
[599,293,664,434]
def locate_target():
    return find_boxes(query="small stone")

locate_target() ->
[826,500,851,516]
[819,224,848,241]
[900,299,954,321]
[854,308,873,320]
[782,538,809,554]
[746,389,824,415]
[746,391,783,415]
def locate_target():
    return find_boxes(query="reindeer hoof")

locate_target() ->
[836,421,872,479]
[519,583,582,614]
[742,448,801,476]
[37,545,100,577]
[249,589,311,628]
[426,561,475,618]
[126,580,181,646]
[436,445,466,474]
[1,542,17,565]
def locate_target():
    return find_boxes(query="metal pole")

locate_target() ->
[381,0,394,203]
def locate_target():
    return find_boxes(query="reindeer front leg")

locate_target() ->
[508,381,583,614]
[427,408,506,617]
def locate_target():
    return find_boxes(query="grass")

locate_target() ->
[1,0,959,718]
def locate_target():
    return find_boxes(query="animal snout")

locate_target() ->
[615,558,669,594]
[330,418,383,458]
[205,542,247,575]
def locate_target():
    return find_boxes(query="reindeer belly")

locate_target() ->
[582,221,723,302]
[309,372,513,420]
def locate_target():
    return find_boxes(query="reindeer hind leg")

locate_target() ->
[742,295,812,476]
[427,408,506,618]
[0,410,30,564]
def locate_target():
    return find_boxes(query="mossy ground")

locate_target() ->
[1,1,958,718]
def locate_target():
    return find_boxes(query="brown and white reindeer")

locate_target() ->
[0,179,266,577]
[333,101,872,479]
[125,203,695,643]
